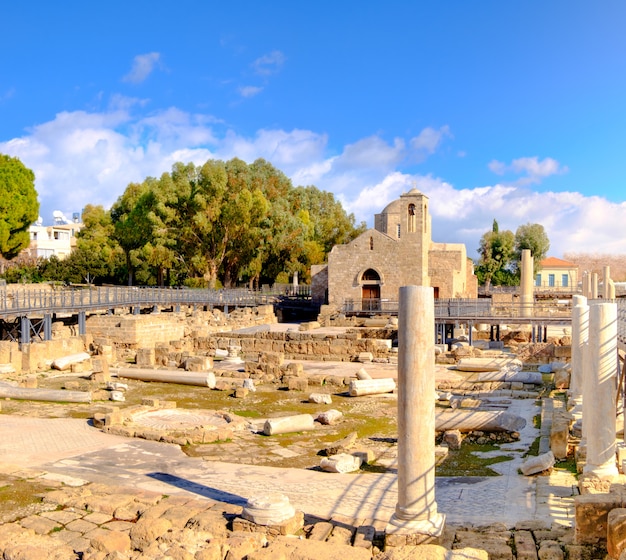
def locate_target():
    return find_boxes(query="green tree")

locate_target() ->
[74,205,126,284]
[475,219,515,288]
[0,154,40,259]
[514,223,550,275]
[110,180,159,285]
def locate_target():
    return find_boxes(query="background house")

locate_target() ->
[535,256,579,292]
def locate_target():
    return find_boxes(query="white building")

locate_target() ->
[27,212,82,260]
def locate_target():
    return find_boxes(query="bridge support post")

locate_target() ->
[78,311,86,336]
[44,313,52,341]
[20,316,31,346]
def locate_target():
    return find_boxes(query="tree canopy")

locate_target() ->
[0,154,39,260]
[513,223,550,275]
[0,157,364,287]
[106,157,364,287]
[475,219,550,286]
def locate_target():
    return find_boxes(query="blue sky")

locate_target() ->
[2,1,626,259]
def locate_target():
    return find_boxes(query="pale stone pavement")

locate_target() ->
[0,397,577,528]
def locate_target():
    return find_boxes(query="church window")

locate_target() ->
[369,236,374,250]
[362,269,381,281]
[408,204,416,233]
[396,223,401,238]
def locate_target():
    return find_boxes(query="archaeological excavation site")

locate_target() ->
[0,281,625,560]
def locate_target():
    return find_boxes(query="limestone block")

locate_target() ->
[320,453,362,473]
[234,387,249,399]
[538,542,564,560]
[259,351,284,366]
[521,451,555,475]
[184,355,213,371]
[554,368,570,389]
[286,377,308,391]
[574,493,624,544]
[0,364,16,375]
[554,346,572,358]
[348,378,396,396]
[315,409,343,425]
[443,430,463,450]
[243,378,256,391]
[514,529,538,560]
[136,348,156,367]
[358,352,374,363]
[284,362,304,377]
[245,536,370,560]
[608,508,626,559]
[356,367,372,380]
[52,352,91,371]
[309,393,332,404]
[550,419,570,460]
[449,397,482,409]
[263,414,315,435]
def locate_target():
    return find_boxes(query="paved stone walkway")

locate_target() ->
[0,397,578,528]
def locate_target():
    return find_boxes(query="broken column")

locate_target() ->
[348,378,396,396]
[570,295,588,411]
[520,249,534,318]
[387,285,445,544]
[263,414,315,435]
[583,302,619,480]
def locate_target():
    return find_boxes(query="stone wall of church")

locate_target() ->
[327,230,401,306]
[429,242,477,298]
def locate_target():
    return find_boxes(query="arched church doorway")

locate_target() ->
[361,269,381,311]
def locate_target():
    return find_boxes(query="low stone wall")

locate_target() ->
[0,336,89,376]
[198,329,394,362]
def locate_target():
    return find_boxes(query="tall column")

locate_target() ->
[570,296,588,415]
[583,302,618,480]
[387,286,445,544]
[603,266,611,298]
[520,249,534,318]
[591,273,599,299]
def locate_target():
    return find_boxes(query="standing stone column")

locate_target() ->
[520,249,534,318]
[583,302,619,480]
[603,266,611,299]
[570,295,588,405]
[387,286,445,545]
[591,273,599,299]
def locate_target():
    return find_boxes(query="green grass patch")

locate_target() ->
[524,436,541,457]
[436,443,513,477]
[555,457,578,475]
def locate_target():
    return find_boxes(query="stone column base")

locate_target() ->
[385,513,446,547]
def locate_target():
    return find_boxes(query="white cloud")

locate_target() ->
[488,156,569,186]
[0,87,16,103]
[238,86,263,98]
[122,52,162,84]
[410,126,451,161]
[1,109,624,260]
[252,50,285,75]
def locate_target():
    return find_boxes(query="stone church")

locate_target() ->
[311,188,477,309]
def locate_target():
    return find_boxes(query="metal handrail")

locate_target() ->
[0,286,307,317]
